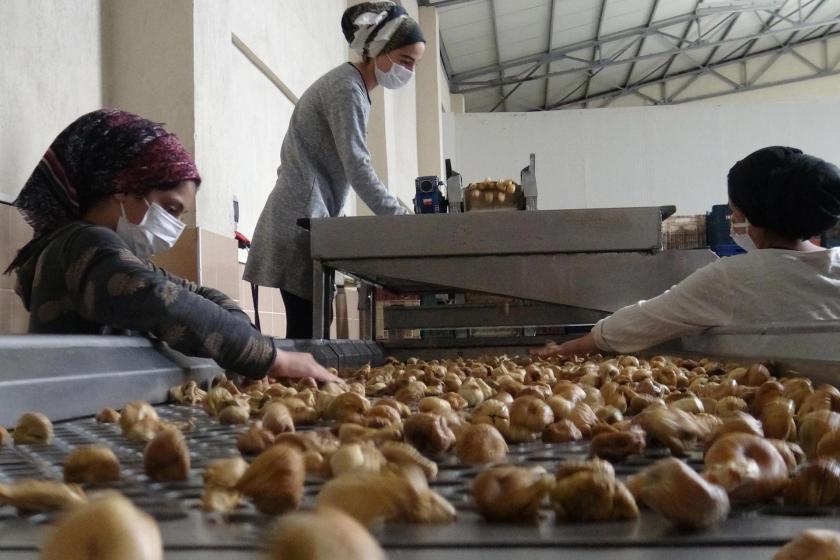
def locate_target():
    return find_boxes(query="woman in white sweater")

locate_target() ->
[534,146,840,358]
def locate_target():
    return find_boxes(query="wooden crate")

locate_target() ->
[662,214,707,250]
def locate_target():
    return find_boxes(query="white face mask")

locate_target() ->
[116,198,185,259]
[374,55,414,90]
[730,218,757,252]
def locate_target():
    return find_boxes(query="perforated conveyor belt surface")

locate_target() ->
[0,404,834,559]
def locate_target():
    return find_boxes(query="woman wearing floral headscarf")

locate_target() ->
[245,1,426,339]
[6,108,339,383]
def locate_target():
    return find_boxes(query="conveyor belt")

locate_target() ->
[0,403,835,559]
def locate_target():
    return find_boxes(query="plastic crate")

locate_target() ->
[711,243,745,257]
[706,204,734,247]
[662,215,707,249]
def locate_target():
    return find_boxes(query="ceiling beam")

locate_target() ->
[439,31,454,81]
[491,63,543,112]
[452,11,708,82]
[719,0,817,61]
[582,0,609,107]
[671,67,840,104]
[621,0,661,90]
[656,0,702,80]
[702,11,744,67]
[452,0,827,85]
[543,0,557,109]
[453,15,840,93]
[544,32,840,109]
[547,38,641,108]
[417,0,482,7]
[781,0,830,46]
[487,0,506,112]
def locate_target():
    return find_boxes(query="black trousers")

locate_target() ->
[280,289,313,339]
[280,289,333,339]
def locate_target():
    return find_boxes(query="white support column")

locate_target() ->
[416,6,445,179]
[450,93,466,113]
[102,0,197,224]
[359,86,391,216]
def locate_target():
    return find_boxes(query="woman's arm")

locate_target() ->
[534,261,734,357]
[323,85,410,216]
[62,227,329,379]
[151,263,252,324]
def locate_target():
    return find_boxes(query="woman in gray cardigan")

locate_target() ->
[244,1,425,338]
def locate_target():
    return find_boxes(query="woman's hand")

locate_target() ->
[531,332,599,360]
[267,350,343,384]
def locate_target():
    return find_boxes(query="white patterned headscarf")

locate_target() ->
[342,2,425,59]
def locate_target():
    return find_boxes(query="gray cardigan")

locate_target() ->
[244,63,409,299]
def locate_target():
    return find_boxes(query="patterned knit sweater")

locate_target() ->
[14,221,275,378]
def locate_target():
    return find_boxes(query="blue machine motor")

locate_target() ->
[706,204,745,257]
[414,176,448,214]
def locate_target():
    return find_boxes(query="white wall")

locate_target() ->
[445,97,840,215]
[193,0,347,240]
[0,0,104,203]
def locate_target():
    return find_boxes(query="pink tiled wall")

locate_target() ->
[237,262,288,338]
[235,262,360,340]
[0,205,32,333]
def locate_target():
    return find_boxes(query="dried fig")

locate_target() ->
[329,442,387,477]
[404,413,455,454]
[40,494,161,560]
[472,466,551,523]
[550,459,638,522]
[95,407,120,424]
[455,423,508,465]
[268,507,386,560]
[237,421,276,455]
[237,444,305,515]
[201,456,248,513]
[14,411,53,444]
[0,479,86,514]
[64,445,120,484]
[627,457,729,529]
[262,401,295,434]
[774,529,840,560]
[144,428,190,482]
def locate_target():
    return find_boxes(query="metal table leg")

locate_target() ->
[358,282,375,340]
[312,260,329,340]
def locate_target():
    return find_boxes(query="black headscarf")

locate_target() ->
[728,146,840,240]
[342,2,425,60]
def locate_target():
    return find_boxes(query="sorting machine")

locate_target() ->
[309,205,716,347]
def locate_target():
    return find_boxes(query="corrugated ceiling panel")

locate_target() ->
[552,0,600,45]
[600,0,653,36]
[494,0,549,21]
[504,77,548,111]
[654,0,699,21]
[587,64,636,93]
[443,0,840,111]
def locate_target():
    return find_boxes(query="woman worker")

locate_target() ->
[244,1,425,338]
[534,146,840,358]
[6,108,340,383]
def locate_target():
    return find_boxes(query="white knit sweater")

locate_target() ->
[592,248,840,352]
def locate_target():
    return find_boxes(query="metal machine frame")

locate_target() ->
[309,206,714,341]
